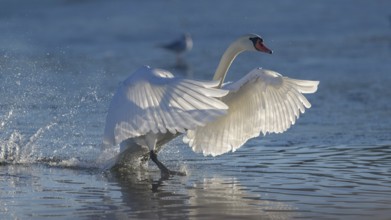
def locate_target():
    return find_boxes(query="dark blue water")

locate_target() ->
[1,0,391,219]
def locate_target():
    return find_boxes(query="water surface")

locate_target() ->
[1,0,391,219]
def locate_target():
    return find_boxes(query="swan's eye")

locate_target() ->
[249,37,258,46]
[249,37,263,48]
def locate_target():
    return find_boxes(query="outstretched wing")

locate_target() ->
[103,66,229,146]
[185,68,319,156]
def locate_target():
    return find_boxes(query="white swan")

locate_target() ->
[102,33,319,177]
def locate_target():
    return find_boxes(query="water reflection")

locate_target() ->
[186,177,296,220]
[107,168,296,219]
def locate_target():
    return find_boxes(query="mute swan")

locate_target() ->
[159,33,193,63]
[102,33,319,177]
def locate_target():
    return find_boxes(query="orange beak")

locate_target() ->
[255,40,273,54]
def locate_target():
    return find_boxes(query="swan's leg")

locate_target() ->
[145,132,186,177]
[146,133,170,177]
[149,150,186,178]
[150,150,170,175]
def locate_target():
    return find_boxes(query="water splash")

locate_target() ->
[0,131,22,163]
[0,52,108,168]
[0,110,13,130]
[20,122,57,163]
[0,122,56,164]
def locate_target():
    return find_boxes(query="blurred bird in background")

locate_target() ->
[158,33,193,65]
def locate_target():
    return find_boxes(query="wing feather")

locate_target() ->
[142,84,157,133]
[154,86,177,134]
[103,66,229,146]
[185,68,319,156]
[149,86,167,133]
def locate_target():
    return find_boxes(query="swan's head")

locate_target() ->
[236,34,273,54]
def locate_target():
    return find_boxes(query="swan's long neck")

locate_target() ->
[213,42,245,88]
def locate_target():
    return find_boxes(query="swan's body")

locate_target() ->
[102,34,319,176]
[102,66,228,175]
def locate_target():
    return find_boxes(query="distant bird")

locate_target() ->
[158,33,193,63]
[103,34,319,178]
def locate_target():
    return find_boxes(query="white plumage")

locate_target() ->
[103,66,228,149]
[184,68,319,156]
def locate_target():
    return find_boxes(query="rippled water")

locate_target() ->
[1,0,391,219]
